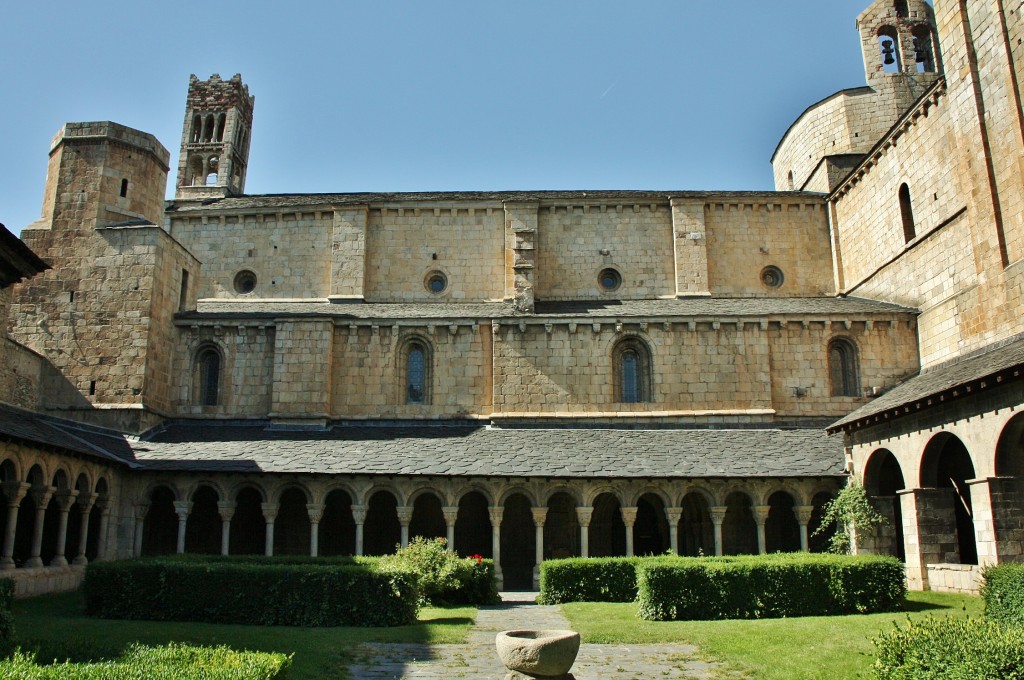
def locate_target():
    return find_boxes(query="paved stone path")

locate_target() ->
[347,593,726,679]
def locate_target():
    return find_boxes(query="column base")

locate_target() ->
[49,556,68,568]
[72,556,88,567]
[24,557,42,569]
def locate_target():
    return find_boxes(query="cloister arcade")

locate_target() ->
[133,476,838,589]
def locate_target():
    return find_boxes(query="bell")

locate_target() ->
[882,39,896,65]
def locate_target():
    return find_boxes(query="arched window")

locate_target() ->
[787,170,795,191]
[899,183,916,243]
[828,338,860,397]
[613,338,652,404]
[912,27,936,73]
[195,346,222,407]
[205,156,219,186]
[191,115,202,143]
[403,340,431,405]
[879,27,902,74]
[215,114,226,142]
[203,114,215,142]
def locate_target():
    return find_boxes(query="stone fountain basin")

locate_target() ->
[495,629,581,678]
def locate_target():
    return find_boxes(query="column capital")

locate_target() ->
[396,505,414,526]
[620,506,638,527]
[306,503,325,524]
[710,505,728,524]
[260,502,280,522]
[32,485,56,507]
[531,507,548,527]
[488,506,504,527]
[77,492,99,512]
[575,506,593,527]
[665,507,684,524]
[351,504,367,524]
[54,489,79,512]
[134,501,151,520]
[173,500,193,519]
[442,506,459,525]
[795,505,814,525]
[1,482,29,506]
[753,505,771,525]
[217,501,237,521]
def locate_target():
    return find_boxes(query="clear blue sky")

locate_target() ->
[1,1,899,235]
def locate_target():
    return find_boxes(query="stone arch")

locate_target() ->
[921,432,978,565]
[399,335,433,405]
[454,490,491,558]
[541,484,584,507]
[274,486,311,556]
[500,492,535,590]
[612,335,654,404]
[230,486,266,555]
[864,448,906,560]
[184,484,221,555]
[409,490,446,542]
[544,491,579,560]
[722,490,758,555]
[360,483,405,507]
[809,490,838,554]
[582,485,624,508]
[635,492,669,556]
[454,483,494,507]
[320,488,356,557]
[765,490,800,553]
[193,343,224,407]
[364,489,401,556]
[627,485,671,508]
[141,485,177,557]
[828,337,860,397]
[590,492,626,557]
[0,459,19,484]
[679,491,713,556]
[995,412,1024,478]
[498,486,539,507]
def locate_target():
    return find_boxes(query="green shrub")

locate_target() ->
[0,643,290,679]
[378,537,499,606]
[982,563,1024,627]
[873,616,1024,679]
[84,559,419,627]
[538,558,642,603]
[0,579,15,658]
[636,553,905,620]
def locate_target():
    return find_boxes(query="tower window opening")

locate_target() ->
[913,27,936,73]
[196,347,221,407]
[894,0,908,18]
[899,183,916,243]
[206,156,219,186]
[216,114,226,142]
[179,269,189,311]
[89,381,96,396]
[203,114,215,142]
[787,170,795,190]
[879,28,902,74]
[191,115,202,143]
[119,178,129,198]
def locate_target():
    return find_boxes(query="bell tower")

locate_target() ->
[857,1,941,96]
[175,74,254,200]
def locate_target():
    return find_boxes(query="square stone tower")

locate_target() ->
[174,74,254,200]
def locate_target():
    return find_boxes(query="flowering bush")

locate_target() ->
[379,537,499,606]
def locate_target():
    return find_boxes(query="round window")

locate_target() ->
[233,270,257,295]
[425,271,448,295]
[598,268,622,292]
[761,266,784,288]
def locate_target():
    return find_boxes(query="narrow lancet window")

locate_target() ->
[406,344,427,405]
[899,183,916,243]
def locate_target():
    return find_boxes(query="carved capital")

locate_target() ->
[351,504,367,524]
[575,506,593,527]
[665,507,684,524]
[173,500,193,520]
[396,505,414,526]
[442,506,459,526]
[1,482,29,507]
[795,505,815,525]
[217,501,237,522]
[77,492,99,512]
[306,503,325,524]
[260,502,279,522]
[710,506,728,525]
[620,506,638,527]
[753,505,771,525]
[488,506,504,527]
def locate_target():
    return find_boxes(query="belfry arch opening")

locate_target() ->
[879,27,902,74]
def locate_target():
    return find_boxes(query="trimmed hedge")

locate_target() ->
[0,579,14,659]
[873,616,1024,679]
[84,559,419,627]
[538,558,641,604]
[0,644,290,679]
[636,553,906,620]
[377,538,500,606]
[982,563,1024,627]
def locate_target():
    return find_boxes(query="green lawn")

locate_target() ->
[11,592,475,680]
[561,591,983,679]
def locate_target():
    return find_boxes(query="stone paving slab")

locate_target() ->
[346,599,727,679]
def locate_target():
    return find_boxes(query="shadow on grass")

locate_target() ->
[901,598,970,613]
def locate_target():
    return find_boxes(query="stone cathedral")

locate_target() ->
[1,0,1022,595]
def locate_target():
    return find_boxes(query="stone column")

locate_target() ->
[132,501,150,558]
[620,506,638,557]
[442,506,459,553]
[173,501,192,555]
[0,482,29,570]
[396,506,413,549]
[575,507,593,558]
[899,488,951,591]
[753,505,770,555]
[50,489,79,567]
[531,507,547,589]
[986,477,1024,563]
[25,486,55,568]
[217,501,236,556]
[307,503,324,557]
[72,492,98,566]
[261,503,279,557]
[488,506,503,588]
[665,507,684,555]
[96,497,113,561]
[352,504,367,557]
[795,505,814,552]
[710,506,727,557]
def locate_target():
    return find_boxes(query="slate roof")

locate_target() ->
[166,190,825,213]
[136,424,845,479]
[0,224,48,289]
[0,404,137,468]
[829,335,1024,431]
[182,297,915,321]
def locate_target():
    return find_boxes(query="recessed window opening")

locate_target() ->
[234,270,257,295]
[787,171,795,191]
[89,381,96,396]
[761,266,784,288]
[899,183,916,243]
[913,27,936,73]
[894,0,908,18]
[425,271,447,295]
[205,156,219,186]
[215,114,226,142]
[613,338,652,404]
[828,338,860,397]
[598,268,622,292]
[879,28,902,73]
[406,344,427,404]
[191,115,202,143]
[119,179,129,198]
[196,347,221,407]
[203,114,215,142]
[179,270,189,311]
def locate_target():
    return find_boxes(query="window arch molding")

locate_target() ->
[192,343,225,408]
[399,335,433,406]
[612,336,653,404]
[827,336,860,398]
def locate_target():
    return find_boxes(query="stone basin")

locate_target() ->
[495,629,581,678]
